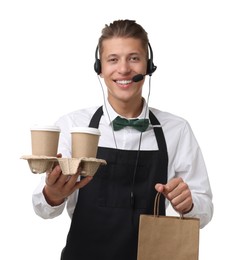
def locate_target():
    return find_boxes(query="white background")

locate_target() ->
[1,0,238,259]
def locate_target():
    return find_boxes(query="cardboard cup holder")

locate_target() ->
[21,155,107,176]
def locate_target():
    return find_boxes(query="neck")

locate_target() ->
[108,97,144,118]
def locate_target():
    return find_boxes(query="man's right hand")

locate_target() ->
[43,163,92,206]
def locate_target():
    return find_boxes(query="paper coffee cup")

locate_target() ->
[71,127,101,158]
[31,125,61,156]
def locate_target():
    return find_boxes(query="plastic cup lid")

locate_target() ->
[30,125,61,132]
[70,127,101,135]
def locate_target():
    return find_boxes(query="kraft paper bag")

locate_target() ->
[137,192,200,260]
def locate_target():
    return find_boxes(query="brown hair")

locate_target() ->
[98,19,149,57]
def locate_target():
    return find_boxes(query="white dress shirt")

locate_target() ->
[32,100,213,228]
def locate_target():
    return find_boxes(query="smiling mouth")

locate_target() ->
[115,80,133,85]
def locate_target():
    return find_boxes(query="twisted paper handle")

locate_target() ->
[153,192,161,217]
[153,192,184,218]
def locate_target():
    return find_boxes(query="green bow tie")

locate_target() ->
[112,116,149,132]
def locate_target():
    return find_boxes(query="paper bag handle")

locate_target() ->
[154,192,184,218]
[154,192,161,217]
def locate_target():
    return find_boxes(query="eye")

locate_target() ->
[107,55,118,63]
[107,58,117,64]
[130,55,140,62]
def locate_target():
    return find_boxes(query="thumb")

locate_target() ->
[155,183,165,193]
[57,153,62,158]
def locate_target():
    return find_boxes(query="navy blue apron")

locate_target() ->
[61,106,168,260]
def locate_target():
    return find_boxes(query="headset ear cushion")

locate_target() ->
[146,59,152,75]
[147,59,157,75]
[94,59,101,74]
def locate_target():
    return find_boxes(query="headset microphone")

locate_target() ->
[132,74,146,82]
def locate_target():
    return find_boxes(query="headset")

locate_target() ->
[94,42,157,76]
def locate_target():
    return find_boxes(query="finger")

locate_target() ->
[155,183,173,199]
[56,153,62,158]
[55,173,75,187]
[46,165,62,186]
[173,196,193,213]
[155,183,165,193]
[74,176,93,190]
[170,187,191,208]
[63,172,81,186]
[164,177,183,194]
[167,181,189,201]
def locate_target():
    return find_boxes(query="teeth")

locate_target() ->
[116,80,132,84]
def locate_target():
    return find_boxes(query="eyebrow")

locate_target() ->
[106,52,141,58]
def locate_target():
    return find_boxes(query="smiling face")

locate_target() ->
[100,37,148,117]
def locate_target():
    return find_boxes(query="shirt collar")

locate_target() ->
[102,98,150,126]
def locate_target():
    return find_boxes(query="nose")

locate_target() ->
[117,59,131,75]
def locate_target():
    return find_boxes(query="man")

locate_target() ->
[32,19,213,260]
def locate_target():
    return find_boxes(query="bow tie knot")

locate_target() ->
[112,116,149,132]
